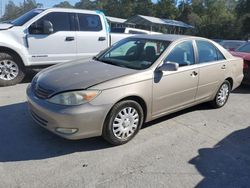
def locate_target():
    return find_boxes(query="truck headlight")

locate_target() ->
[47,90,101,105]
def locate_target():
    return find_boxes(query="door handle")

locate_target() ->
[191,71,198,77]
[65,37,75,41]
[98,37,106,41]
[221,65,226,69]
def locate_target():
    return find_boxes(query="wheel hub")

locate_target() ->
[122,118,131,128]
[112,107,139,139]
[217,83,229,106]
[0,60,19,81]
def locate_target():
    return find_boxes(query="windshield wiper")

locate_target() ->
[100,59,117,65]
[92,56,99,61]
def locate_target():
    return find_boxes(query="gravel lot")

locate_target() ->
[0,75,250,188]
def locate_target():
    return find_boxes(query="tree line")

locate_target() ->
[1,0,250,40]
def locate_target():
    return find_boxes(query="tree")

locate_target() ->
[74,0,97,10]
[54,1,74,8]
[155,0,177,19]
[133,0,155,16]
[1,0,40,22]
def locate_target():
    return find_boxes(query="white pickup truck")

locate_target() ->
[0,8,130,86]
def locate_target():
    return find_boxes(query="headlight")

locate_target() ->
[47,90,101,105]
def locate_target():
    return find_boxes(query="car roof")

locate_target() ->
[42,7,100,14]
[129,34,206,42]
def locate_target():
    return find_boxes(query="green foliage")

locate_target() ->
[1,0,40,22]
[1,0,250,39]
[54,1,74,8]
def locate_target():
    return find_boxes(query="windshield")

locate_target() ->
[11,9,44,26]
[97,38,170,70]
[236,43,250,53]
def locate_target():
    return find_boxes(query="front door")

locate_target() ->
[152,40,199,117]
[27,12,77,65]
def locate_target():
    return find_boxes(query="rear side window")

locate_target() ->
[78,13,102,31]
[196,40,225,63]
[165,41,195,67]
[36,12,71,32]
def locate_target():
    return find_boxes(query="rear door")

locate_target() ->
[194,40,227,101]
[27,12,77,65]
[75,13,109,59]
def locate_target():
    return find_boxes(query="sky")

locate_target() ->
[4,0,159,8]
[0,0,159,16]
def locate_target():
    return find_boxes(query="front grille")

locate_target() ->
[34,84,54,99]
[31,111,48,126]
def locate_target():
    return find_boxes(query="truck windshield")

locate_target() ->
[11,9,44,26]
[98,38,170,70]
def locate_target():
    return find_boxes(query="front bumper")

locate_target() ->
[26,85,111,140]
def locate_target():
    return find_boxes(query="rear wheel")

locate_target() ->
[0,52,25,87]
[211,80,231,108]
[102,100,144,145]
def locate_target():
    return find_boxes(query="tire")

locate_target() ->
[102,100,144,145]
[0,52,26,87]
[210,80,231,108]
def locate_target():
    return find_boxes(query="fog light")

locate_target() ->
[55,128,78,135]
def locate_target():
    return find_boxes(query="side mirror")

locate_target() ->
[29,20,53,35]
[43,20,54,34]
[158,61,179,71]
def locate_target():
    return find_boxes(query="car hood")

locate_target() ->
[230,51,250,61]
[0,23,13,30]
[36,59,138,94]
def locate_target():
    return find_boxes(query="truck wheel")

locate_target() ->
[0,52,25,87]
[102,100,144,145]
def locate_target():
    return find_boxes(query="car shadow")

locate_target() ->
[21,69,39,83]
[0,102,110,162]
[189,127,250,188]
[0,101,213,162]
[232,84,250,94]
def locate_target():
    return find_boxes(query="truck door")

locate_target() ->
[27,12,77,65]
[75,13,109,59]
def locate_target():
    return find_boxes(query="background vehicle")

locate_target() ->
[230,42,250,84]
[0,8,130,86]
[219,40,246,51]
[111,27,162,34]
[27,35,243,145]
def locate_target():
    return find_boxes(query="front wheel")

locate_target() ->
[211,80,231,108]
[102,100,144,145]
[0,52,26,87]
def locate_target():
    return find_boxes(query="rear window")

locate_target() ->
[78,13,102,31]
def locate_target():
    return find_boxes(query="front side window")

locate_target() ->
[78,13,102,31]
[29,12,71,34]
[196,40,225,63]
[97,38,170,70]
[236,43,250,53]
[165,41,195,67]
